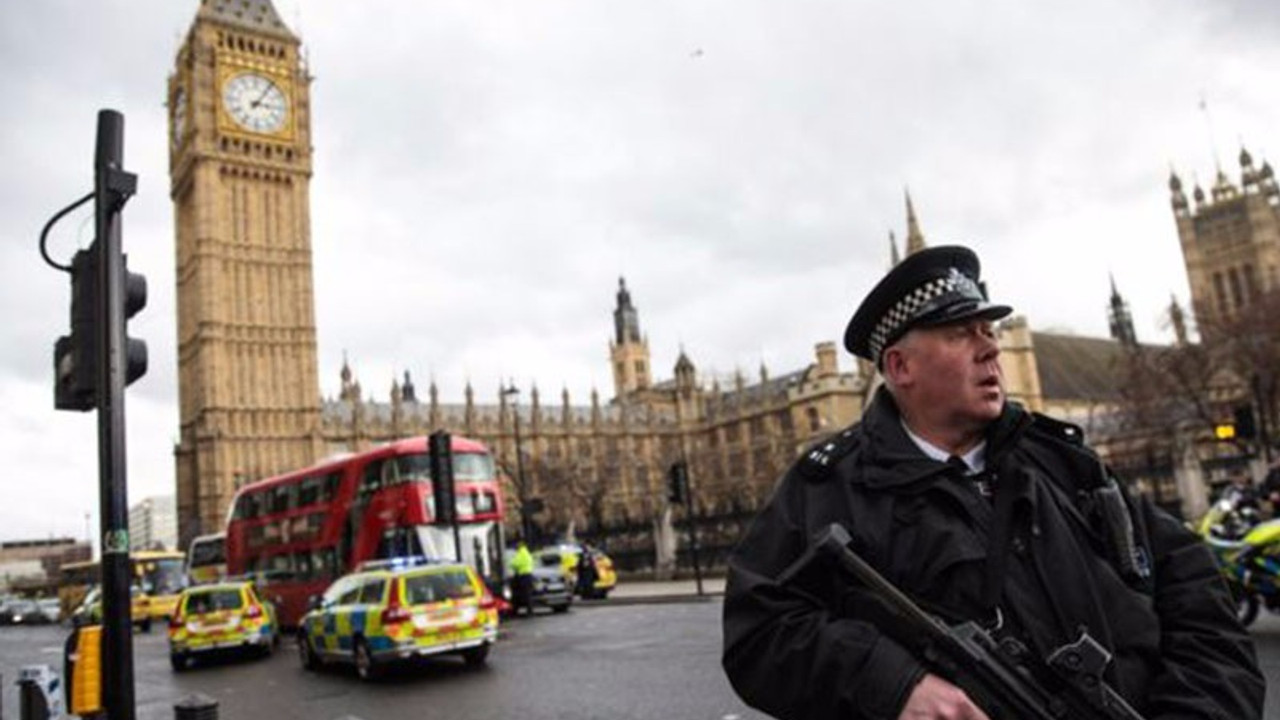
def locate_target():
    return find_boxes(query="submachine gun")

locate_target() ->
[778,523,1146,720]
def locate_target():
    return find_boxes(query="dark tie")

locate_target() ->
[949,455,993,497]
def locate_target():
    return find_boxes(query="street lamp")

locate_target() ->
[501,383,534,543]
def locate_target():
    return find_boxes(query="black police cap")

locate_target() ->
[843,245,1012,363]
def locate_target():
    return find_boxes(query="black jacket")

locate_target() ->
[722,389,1263,720]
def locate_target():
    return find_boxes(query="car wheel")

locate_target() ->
[298,633,320,671]
[354,637,379,681]
[462,643,490,667]
[551,603,570,614]
[170,653,188,672]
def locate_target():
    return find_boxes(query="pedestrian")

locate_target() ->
[576,545,598,598]
[1261,459,1280,518]
[510,540,535,617]
[721,245,1264,720]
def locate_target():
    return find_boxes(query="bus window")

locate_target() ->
[272,485,295,513]
[293,551,314,580]
[186,534,226,584]
[139,557,186,596]
[312,547,338,581]
[454,452,495,480]
[359,460,384,500]
[298,476,322,507]
[322,473,340,502]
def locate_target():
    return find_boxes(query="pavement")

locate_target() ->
[583,575,726,606]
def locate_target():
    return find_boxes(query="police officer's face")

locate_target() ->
[885,319,1004,431]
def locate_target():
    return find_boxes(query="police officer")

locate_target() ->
[510,540,535,616]
[721,246,1263,720]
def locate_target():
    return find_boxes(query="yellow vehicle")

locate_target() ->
[58,550,187,622]
[168,581,278,671]
[538,543,617,599]
[184,533,227,586]
[297,558,499,681]
[71,585,153,633]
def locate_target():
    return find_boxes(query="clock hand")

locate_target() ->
[250,82,272,109]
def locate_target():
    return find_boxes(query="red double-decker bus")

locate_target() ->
[224,435,506,626]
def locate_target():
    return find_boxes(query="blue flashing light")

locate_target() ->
[356,555,437,572]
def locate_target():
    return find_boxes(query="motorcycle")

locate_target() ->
[1195,486,1280,627]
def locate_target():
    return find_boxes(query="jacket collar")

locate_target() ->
[859,387,1032,489]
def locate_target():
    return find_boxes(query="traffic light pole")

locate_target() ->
[95,109,138,720]
[669,459,704,596]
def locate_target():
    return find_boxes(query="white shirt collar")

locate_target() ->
[900,420,987,474]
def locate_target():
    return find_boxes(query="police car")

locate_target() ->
[167,581,278,671]
[297,558,500,680]
[539,543,618,599]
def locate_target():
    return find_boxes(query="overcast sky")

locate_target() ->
[2,0,1278,549]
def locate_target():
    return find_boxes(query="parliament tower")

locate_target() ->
[167,0,322,547]
[1170,148,1280,333]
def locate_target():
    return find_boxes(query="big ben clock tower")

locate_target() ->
[168,0,322,548]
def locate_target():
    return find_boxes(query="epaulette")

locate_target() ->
[1027,412,1086,448]
[798,427,861,482]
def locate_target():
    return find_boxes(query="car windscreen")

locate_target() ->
[403,570,475,604]
[185,589,245,614]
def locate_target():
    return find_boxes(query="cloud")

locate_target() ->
[2,0,1279,542]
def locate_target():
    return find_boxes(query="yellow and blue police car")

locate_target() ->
[167,580,278,671]
[297,558,500,681]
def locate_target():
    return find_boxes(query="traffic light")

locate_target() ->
[429,431,457,525]
[122,255,147,387]
[667,461,688,505]
[1234,404,1258,440]
[54,247,101,411]
[53,248,147,410]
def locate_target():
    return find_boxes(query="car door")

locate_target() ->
[315,577,361,656]
[350,577,387,647]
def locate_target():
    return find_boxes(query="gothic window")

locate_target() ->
[1228,267,1244,309]
[634,360,646,376]
[806,407,822,432]
[1244,263,1259,299]
[752,447,772,477]
[725,424,740,444]
[1213,272,1227,314]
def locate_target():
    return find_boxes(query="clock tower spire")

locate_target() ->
[168,0,322,548]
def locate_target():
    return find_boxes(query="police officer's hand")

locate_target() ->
[898,674,991,720]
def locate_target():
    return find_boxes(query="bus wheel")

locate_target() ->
[354,638,379,681]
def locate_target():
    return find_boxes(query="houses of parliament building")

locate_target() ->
[167,1,1280,567]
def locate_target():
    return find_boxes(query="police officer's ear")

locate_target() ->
[881,342,912,387]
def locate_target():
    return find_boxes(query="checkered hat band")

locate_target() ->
[868,269,982,358]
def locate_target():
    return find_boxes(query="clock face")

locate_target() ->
[171,87,187,145]
[222,72,288,134]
